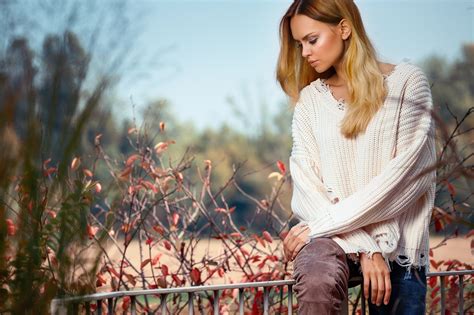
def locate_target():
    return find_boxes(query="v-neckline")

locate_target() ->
[314,62,406,114]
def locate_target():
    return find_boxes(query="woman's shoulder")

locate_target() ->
[392,61,428,83]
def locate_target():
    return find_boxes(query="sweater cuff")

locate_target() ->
[368,221,401,256]
[306,211,334,239]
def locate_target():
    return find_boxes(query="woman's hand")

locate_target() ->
[359,252,392,306]
[282,223,310,262]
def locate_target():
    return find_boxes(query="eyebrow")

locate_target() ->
[295,32,318,42]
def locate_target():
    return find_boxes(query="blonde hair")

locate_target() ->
[276,0,388,139]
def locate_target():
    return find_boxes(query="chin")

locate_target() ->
[313,63,325,73]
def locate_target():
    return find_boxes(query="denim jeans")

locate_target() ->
[293,237,427,315]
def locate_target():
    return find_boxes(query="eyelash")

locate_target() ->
[296,37,318,48]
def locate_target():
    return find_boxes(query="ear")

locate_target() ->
[339,19,352,40]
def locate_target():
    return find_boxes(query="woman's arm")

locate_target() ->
[297,67,436,239]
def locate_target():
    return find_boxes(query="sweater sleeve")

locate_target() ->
[303,67,437,239]
[289,92,382,256]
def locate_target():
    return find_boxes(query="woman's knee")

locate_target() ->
[293,237,349,303]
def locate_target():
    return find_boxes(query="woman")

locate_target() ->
[277,0,436,314]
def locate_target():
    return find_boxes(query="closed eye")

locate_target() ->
[295,37,318,49]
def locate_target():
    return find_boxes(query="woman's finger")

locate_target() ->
[363,271,370,300]
[290,230,310,260]
[370,273,378,305]
[287,226,308,249]
[384,271,392,305]
[375,270,385,306]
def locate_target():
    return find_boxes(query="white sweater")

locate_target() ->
[289,62,436,274]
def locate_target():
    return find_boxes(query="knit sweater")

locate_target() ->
[289,62,436,275]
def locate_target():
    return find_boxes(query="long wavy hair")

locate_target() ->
[276,0,388,139]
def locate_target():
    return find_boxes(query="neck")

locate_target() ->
[331,62,347,86]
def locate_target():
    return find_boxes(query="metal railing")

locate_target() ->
[51,270,473,314]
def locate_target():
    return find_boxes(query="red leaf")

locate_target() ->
[163,240,172,251]
[83,169,93,177]
[430,259,444,269]
[277,160,286,175]
[217,268,224,278]
[120,166,132,179]
[126,154,140,166]
[153,225,164,235]
[107,266,120,278]
[434,219,443,232]
[141,181,158,193]
[190,268,201,284]
[428,276,437,288]
[252,290,264,313]
[262,231,273,243]
[87,225,98,240]
[161,264,169,277]
[141,259,151,269]
[429,249,434,257]
[172,213,179,226]
[152,253,162,266]
[71,157,81,170]
[94,183,102,193]
[5,219,16,236]
[446,181,456,196]
[172,274,182,285]
[146,237,153,246]
[430,296,440,309]
[158,276,167,288]
[122,296,131,311]
[96,273,106,287]
[430,285,440,299]
[154,142,169,154]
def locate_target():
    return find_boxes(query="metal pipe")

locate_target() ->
[440,275,446,314]
[160,294,167,315]
[288,285,293,315]
[458,275,464,314]
[263,287,269,315]
[239,288,244,315]
[188,292,194,315]
[213,290,219,315]
[130,296,136,315]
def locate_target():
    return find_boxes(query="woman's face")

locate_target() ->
[290,14,346,73]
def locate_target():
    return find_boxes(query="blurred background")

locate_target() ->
[0,0,472,312]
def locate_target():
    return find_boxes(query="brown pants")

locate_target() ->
[293,237,353,315]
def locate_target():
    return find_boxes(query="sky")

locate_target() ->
[114,0,474,133]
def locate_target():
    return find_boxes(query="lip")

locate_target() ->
[309,60,319,67]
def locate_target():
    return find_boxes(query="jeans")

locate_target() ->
[293,237,427,315]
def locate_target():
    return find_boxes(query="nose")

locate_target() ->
[301,43,311,58]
